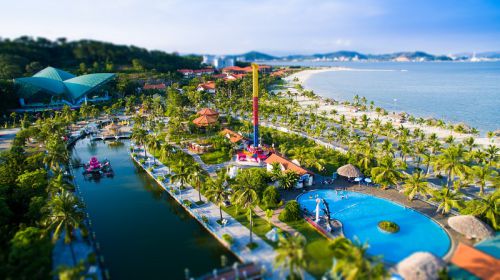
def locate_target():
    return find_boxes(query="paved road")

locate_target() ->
[0,128,20,151]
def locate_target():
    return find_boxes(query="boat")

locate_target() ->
[83,156,113,177]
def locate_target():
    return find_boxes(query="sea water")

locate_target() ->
[268,61,500,134]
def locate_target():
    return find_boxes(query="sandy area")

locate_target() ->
[280,68,499,147]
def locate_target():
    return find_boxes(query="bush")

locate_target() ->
[201,215,208,224]
[246,242,258,250]
[183,199,192,208]
[222,233,233,245]
[279,200,302,222]
[378,221,400,233]
[262,186,280,209]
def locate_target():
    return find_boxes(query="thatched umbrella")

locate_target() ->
[337,164,362,178]
[448,215,494,240]
[193,115,218,127]
[397,252,445,280]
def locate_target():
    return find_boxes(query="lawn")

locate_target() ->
[200,149,231,164]
[285,219,335,278]
[223,206,278,248]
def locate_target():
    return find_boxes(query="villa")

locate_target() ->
[197,81,216,93]
[265,153,314,188]
[14,66,115,108]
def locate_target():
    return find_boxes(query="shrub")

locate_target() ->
[279,200,301,222]
[246,242,258,250]
[183,199,192,208]
[222,233,233,245]
[201,215,208,224]
[378,221,400,233]
[139,158,145,164]
[262,186,280,209]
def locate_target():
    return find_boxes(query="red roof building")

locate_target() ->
[197,81,216,93]
[143,83,166,90]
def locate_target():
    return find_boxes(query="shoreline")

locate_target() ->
[282,68,499,147]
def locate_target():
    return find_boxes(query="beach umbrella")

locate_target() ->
[397,252,445,280]
[354,177,362,186]
[337,164,362,178]
[448,215,494,240]
[265,227,279,242]
[364,178,372,185]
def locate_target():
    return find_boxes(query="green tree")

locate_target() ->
[470,165,498,195]
[42,191,85,265]
[279,171,299,190]
[430,188,463,215]
[461,191,499,230]
[274,233,307,280]
[188,164,206,202]
[205,175,229,221]
[262,185,281,209]
[371,156,402,190]
[233,177,260,245]
[329,237,387,280]
[402,171,431,201]
[131,128,148,158]
[171,160,190,190]
[433,145,466,189]
[7,227,52,280]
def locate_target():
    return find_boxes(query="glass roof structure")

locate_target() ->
[15,67,115,103]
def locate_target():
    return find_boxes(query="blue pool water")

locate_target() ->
[297,189,451,263]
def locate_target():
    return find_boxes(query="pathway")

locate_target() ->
[0,128,20,151]
[254,205,300,237]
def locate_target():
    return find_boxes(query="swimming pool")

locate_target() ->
[297,189,451,263]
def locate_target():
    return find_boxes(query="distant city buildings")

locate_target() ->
[202,55,235,69]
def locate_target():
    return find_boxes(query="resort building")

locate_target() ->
[265,153,314,188]
[14,66,115,108]
[197,81,216,93]
[220,128,246,145]
[177,68,215,78]
[222,65,272,75]
[202,55,235,69]
[143,83,166,91]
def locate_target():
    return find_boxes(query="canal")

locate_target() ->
[72,138,237,279]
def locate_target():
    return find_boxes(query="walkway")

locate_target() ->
[254,205,300,237]
[0,128,20,151]
[131,145,315,279]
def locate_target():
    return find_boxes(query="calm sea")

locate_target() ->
[267,61,500,134]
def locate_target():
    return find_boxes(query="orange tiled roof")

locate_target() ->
[193,115,218,127]
[197,81,216,90]
[451,242,500,280]
[198,108,219,116]
[220,128,245,143]
[264,153,313,176]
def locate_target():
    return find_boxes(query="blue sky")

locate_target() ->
[1,0,499,55]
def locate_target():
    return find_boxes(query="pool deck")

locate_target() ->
[282,178,473,262]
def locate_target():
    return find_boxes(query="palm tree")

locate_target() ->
[279,170,300,190]
[44,136,69,171]
[188,164,206,202]
[463,137,477,152]
[484,145,499,166]
[402,171,431,201]
[371,156,402,190]
[171,160,190,190]
[233,177,260,245]
[430,188,463,215]
[461,191,499,230]
[329,237,387,280]
[470,165,498,195]
[43,191,85,265]
[205,175,229,222]
[131,128,148,158]
[433,145,466,189]
[146,135,162,164]
[47,172,74,196]
[274,233,307,280]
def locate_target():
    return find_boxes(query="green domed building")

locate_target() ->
[14,66,115,108]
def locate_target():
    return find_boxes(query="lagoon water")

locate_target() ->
[72,139,236,279]
[268,61,500,133]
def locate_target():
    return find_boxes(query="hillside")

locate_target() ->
[0,36,202,79]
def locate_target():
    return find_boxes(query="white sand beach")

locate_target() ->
[282,68,499,147]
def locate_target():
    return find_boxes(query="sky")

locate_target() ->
[1,0,500,55]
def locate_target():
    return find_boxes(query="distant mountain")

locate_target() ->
[234,51,278,61]
[236,50,455,62]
